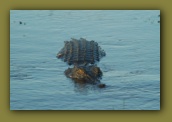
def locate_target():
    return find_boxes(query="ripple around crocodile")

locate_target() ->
[57,38,106,88]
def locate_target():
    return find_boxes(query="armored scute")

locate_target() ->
[57,38,106,88]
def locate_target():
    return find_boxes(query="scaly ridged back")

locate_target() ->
[57,38,106,66]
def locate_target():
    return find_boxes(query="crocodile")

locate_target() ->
[57,38,106,88]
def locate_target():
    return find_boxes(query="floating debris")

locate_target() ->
[19,21,26,25]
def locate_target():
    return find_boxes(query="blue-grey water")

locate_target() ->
[10,10,160,110]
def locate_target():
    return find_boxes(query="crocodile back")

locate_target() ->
[57,38,106,66]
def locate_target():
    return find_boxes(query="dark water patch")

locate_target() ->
[10,73,33,80]
[129,70,145,75]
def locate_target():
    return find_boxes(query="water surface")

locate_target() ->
[10,10,160,110]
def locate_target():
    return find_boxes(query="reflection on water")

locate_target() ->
[73,82,103,94]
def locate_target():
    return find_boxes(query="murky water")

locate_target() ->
[10,10,160,110]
